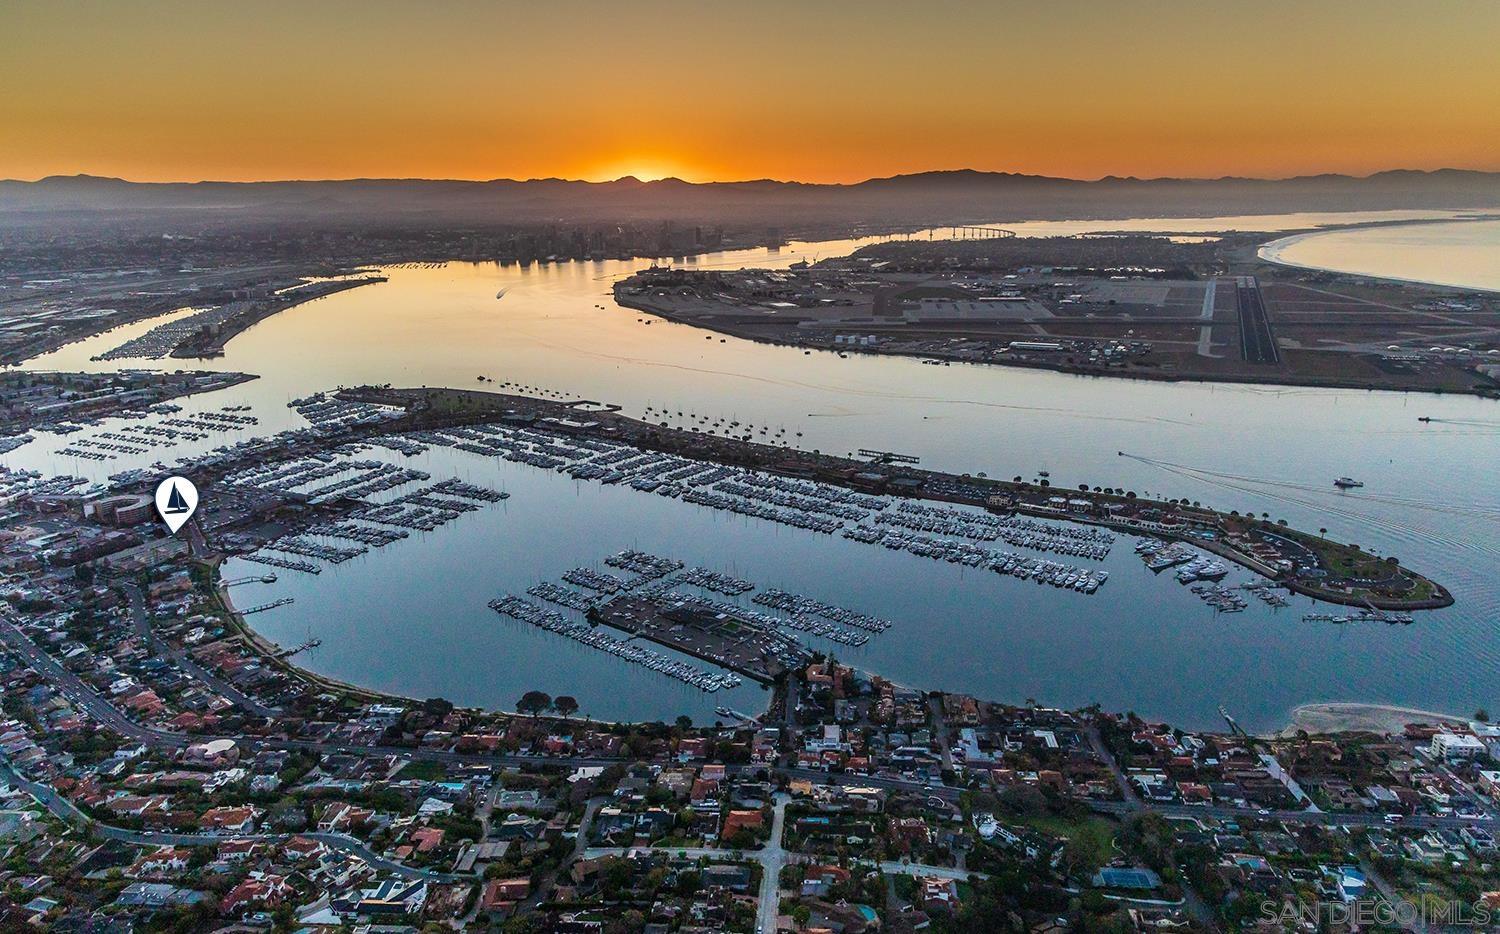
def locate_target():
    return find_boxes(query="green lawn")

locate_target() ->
[395,759,450,781]
[1014,813,1118,867]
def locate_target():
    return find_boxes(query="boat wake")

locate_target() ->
[1118,452,1500,561]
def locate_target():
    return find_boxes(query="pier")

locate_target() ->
[275,636,322,658]
[223,573,278,586]
[241,597,295,615]
[858,448,921,465]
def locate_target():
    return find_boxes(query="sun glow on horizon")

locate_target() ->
[3,3,1499,182]
[584,158,699,184]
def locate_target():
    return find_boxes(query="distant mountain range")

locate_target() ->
[4,168,1499,232]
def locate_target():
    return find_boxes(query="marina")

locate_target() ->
[1189,584,1248,614]
[54,404,260,460]
[528,581,597,611]
[505,551,889,685]
[343,420,1121,598]
[672,592,869,647]
[213,443,510,573]
[562,567,629,594]
[488,594,742,692]
[6,10,1500,929]
[587,595,804,685]
[10,222,1499,730]
[1137,538,1258,613]
[844,525,1110,592]
[752,589,893,634]
[93,303,248,361]
[238,553,322,575]
[605,549,684,579]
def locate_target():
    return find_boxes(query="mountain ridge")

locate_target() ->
[4,168,1498,232]
[13,166,1500,189]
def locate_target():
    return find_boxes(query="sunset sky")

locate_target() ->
[4,0,1498,184]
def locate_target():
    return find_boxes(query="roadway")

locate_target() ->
[859,859,979,881]
[1082,794,1477,833]
[928,695,955,772]
[579,796,793,934]
[10,608,1486,834]
[124,584,280,718]
[0,757,451,882]
[1,605,1488,891]
[758,795,788,934]
[582,792,973,934]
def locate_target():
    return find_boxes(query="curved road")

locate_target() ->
[0,758,454,882]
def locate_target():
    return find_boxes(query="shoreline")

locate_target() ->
[613,209,1500,400]
[2,265,369,368]
[207,532,1438,737]
[185,386,1455,730]
[1256,215,1500,295]
[0,369,260,437]
[12,208,1490,369]
[171,275,390,359]
[1275,702,1472,738]
[612,292,1500,401]
[339,385,1453,611]
[19,209,1485,734]
[211,566,414,707]
[211,561,640,725]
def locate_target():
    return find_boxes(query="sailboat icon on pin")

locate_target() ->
[154,477,199,534]
[164,483,190,513]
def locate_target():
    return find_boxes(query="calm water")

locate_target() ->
[1262,218,1500,292]
[10,212,1500,730]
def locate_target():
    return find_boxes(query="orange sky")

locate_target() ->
[4,1,1498,183]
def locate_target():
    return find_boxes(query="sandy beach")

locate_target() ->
[1278,702,1472,737]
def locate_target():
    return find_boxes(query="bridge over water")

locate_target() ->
[856,224,1018,241]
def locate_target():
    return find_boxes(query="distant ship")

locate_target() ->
[1334,477,1364,489]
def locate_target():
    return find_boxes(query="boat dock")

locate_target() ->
[587,595,805,684]
[241,597,295,615]
[275,636,322,658]
[489,594,740,692]
[1303,610,1414,625]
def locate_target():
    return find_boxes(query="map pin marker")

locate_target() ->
[154,476,199,534]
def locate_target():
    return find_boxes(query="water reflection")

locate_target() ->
[9,211,1498,730]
